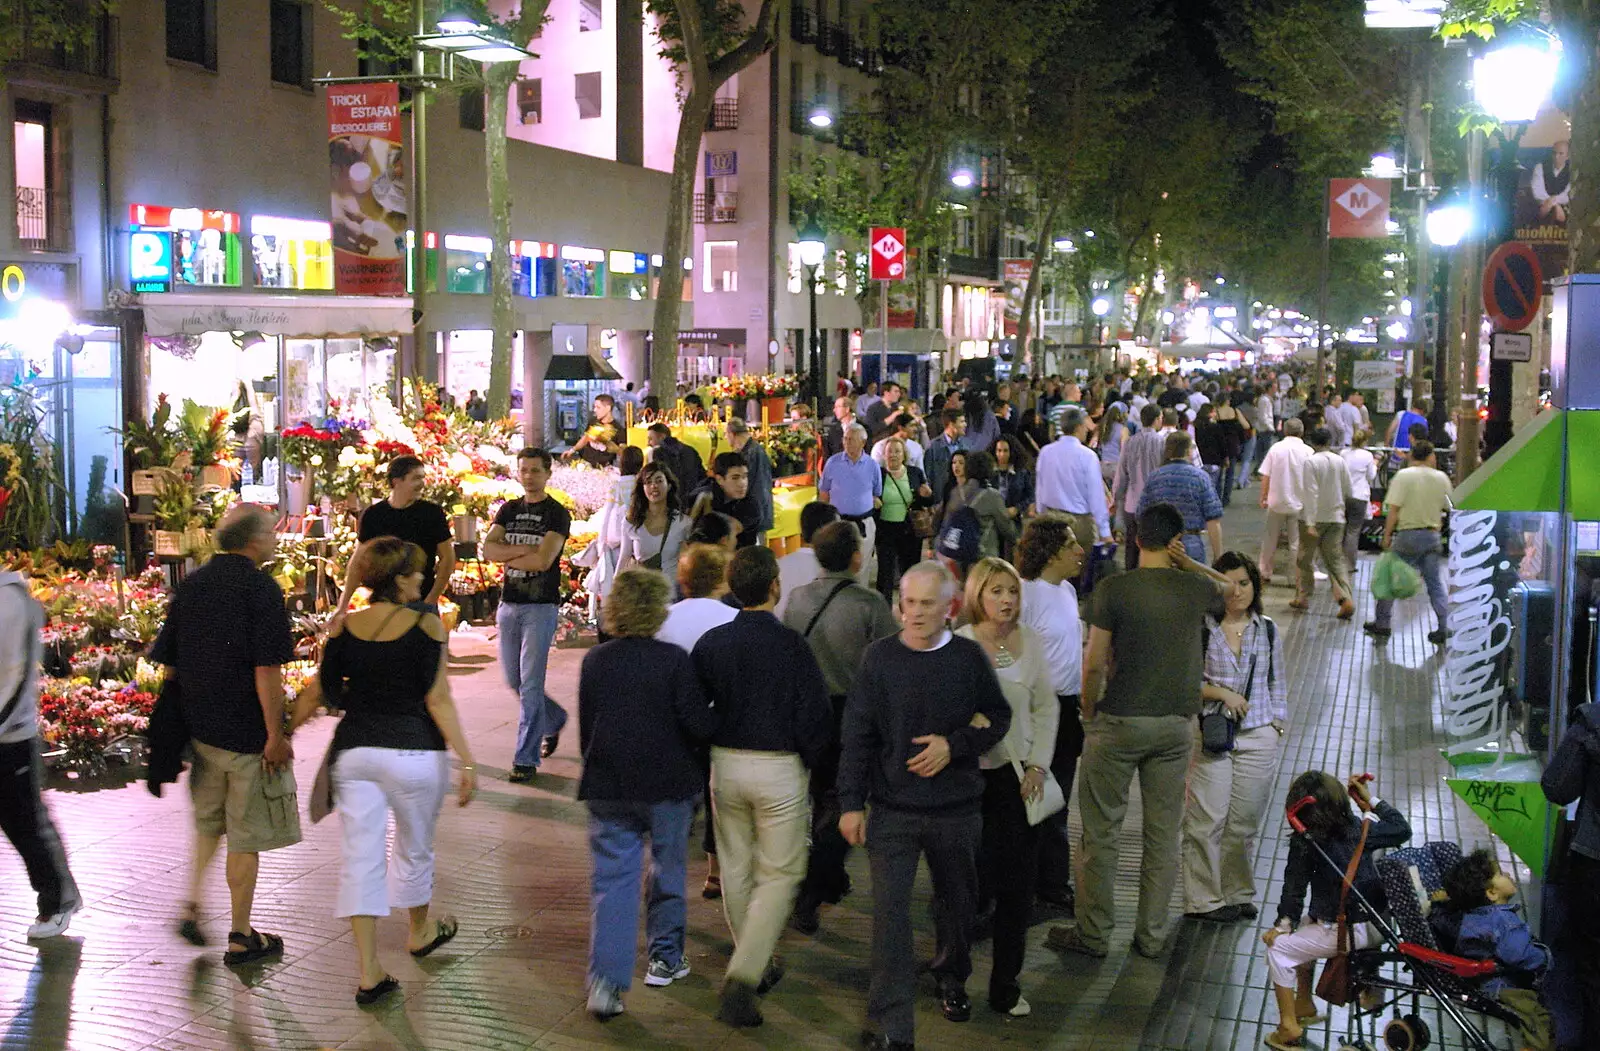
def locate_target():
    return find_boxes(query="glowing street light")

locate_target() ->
[1363,0,1445,29]
[1367,153,1403,179]
[1214,275,1226,286]
[1426,203,1472,247]
[797,220,827,269]
[417,10,533,63]
[1053,237,1076,253]
[807,106,834,129]
[950,168,975,189]
[1091,297,1111,317]
[1474,44,1560,123]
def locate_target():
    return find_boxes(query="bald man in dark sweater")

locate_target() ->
[838,561,1011,1050]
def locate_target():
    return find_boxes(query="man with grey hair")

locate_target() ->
[819,421,882,585]
[1257,417,1312,584]
[725,416,774,545]
[839,559,1011,1047]
[151,503,301,964]
[1035,405,1112,553]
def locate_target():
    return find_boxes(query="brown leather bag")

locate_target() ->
[1315,817,1372,1006]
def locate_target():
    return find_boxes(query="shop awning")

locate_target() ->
[545,354,621,381]
[1453,408,1565,514]
[140,293,415,338]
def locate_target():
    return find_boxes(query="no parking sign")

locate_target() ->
[1482,241,1543,333]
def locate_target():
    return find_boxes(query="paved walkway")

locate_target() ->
[0,497,1510,1051]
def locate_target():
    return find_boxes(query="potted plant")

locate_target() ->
[151,477,196,557]
[121,394,181,496]
[175,399,240,489]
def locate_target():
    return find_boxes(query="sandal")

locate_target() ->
[1263,1030,1304,1050]
[409,915,459,957]
[223,929,284,966]
[541,730,561,759]
[356,975,400,1005]
[177,902,206,947]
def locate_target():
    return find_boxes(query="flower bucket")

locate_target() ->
[761,397,787,424]
[452,514,479,544]
[153,530,187,557]
[197,464,231,489]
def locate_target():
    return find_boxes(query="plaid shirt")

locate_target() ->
[1202,613,1287,731]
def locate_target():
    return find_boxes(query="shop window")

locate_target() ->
[129,207,245,289]
[167,0,217,69]
[513,241,557,297]
[578,0,602,31]
[575,71,602,120]
[703,240,738,294]
[649,253,693,302]
[250,216,334,290]
[459,88,485,132]
[13,100,67,252]
[517,79,542,125]
[607,251,650,301]
[269,0,311,89]
[562,245,605,297]
[443,235,491,294]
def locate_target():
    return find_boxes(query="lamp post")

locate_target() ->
[798,220,827,418]
[1091,295,1111,348]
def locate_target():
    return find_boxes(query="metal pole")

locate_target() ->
[879,278,888,391]
[410,0,429,386]
[809,268,820,419]
[1455,128,1487,480]
[1318,180,1331,399]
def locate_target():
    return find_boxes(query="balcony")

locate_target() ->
[693,192,738,224]
[15,186,73,252]
[947,253,999,281]
[3,6,117,85]
[834,29,856,67]
[708,97,739,131]
[790,6,817,44]
[816,20,841,56]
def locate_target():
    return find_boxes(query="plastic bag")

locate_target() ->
[1371,550,1422,601]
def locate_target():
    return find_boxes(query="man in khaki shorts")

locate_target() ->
[151,504,301,965]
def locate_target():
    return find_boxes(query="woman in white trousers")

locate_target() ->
[292,537,477,1003]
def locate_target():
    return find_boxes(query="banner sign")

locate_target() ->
[326,83,407,296]
[1513,132,1570,280]
[1002,258,1033,336]
[1351,359,1398,389]
[1328,178,1392,238]
[869,227,907,281]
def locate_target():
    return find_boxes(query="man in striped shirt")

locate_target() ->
[1136,432,1224,565]
[1110,404,1166,570]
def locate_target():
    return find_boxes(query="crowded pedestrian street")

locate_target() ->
[0,499,1508,1051]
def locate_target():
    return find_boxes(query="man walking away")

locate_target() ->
[483,448,572,782]
[152,504,301,963]
[1257,419,1311,585]
[1365,439,1453,645]
[1016,516,1086,913]
[0,566,80,938]
[1292,428,1355,619]
[775,502,839,619]
[839,562,1011,1049]
[1111,404,1166,571]
[1035,406,1112,553]
[783,522,898,935]
[1136,432,1224,565]
[1047,504,1233,961]
[693,547,834,1027]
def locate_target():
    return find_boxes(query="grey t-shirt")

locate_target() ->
[1087,566,1218,718]
[783,572,899,698]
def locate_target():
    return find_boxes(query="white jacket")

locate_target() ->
[0,571,42,744]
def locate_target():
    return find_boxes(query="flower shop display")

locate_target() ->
[0,384,67,551]
[760,423,819,479]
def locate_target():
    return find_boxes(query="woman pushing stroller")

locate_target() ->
[1262,771,1413,1050]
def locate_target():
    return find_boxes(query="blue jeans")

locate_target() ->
[587,796,696,990]
[497,601,566,768]
[1237,435,1256,484]
[1373,528,1449,630]
[1182,533,1208,565]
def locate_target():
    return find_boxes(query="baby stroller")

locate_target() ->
[1285,801,1522,1051]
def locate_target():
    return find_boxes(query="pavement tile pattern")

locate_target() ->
[0,501,1524,1051]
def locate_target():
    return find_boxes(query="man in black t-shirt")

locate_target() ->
[864,382,908,443]
[484,448,572,782]
[566,393,625,469]
[690,452,760,547]
[336,456,455,620]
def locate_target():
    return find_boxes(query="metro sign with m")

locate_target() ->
[1328,178,1392,239]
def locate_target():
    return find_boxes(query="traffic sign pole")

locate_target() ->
[880,279,888,395]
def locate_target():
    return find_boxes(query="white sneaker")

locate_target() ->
[644,956,691,986]
[587,976,625,1020]
[1006,995,1031,1018]
[27,900,79,939]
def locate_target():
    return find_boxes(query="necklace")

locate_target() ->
[986,627,1019,668]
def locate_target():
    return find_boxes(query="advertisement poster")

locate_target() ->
[1513,136,1570,280]
[326,83,407,296]
[1001,258,1033,336]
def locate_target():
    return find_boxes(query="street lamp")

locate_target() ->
[807,105,834,129]
[1091,295,1111,345]
[798,220,827,417]
[1053,237,1076,253]
[1426,203,1472,247]
[417,10,532,62]
[950,168,975,189]
[1473,43,1560,123]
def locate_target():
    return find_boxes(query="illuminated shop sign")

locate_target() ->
[130,232,173,293]
[249,215,334,290]
[128,203,243,289]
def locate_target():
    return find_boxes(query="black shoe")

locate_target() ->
[790,898,821,935]
[717,980,764,1028]
[1363,621,1392,639]
[937,980,971,1023]
[1036,888,1076,915]
[1183,905,1243,923]
[1428,628,1448,645]
[756,956,786,995]
[540,730,561,759]
[860,1032,915,1051]
[508,765,536,783]
[1237,902,1259,921]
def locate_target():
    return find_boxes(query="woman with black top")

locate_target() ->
[291,537,477,1004]
[1211,397,1246,504]
[1193,403,1229,502]
[992,436,1034,526]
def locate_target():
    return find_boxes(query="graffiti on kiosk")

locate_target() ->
[1443,511,1513,755]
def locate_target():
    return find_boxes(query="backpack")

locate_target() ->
[936,499,982,568]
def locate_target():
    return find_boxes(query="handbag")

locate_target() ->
[889,469,935,539]
[1315,817,1372,1006]
[1200,628,1258,755]
[1004,740,1066,826]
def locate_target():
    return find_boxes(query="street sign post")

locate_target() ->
[1482,241,1543,333]
[869,227,907,388]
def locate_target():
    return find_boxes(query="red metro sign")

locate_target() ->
[870,227,907,281]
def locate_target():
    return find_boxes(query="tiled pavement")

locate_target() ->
[0,496,1515,1051]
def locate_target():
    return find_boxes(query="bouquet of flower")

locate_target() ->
[36,681,157,765]
[548,462,614,520]
[760,424,818,476]
[68,645,138,682]
[706,373,798,400]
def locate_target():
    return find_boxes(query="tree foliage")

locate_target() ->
[0,0,112,84]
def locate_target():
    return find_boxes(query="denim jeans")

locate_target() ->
[1372,528,1449,630]
[587,796,696,990]
[497,600,566,769]
[1237,436,1256,484]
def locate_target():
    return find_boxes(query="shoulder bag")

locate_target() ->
[888,468,934,539]
[803,579,855,637]
[1199,619,1276,754]
[1004,738,1066,826]
[1315,817,1372,1006]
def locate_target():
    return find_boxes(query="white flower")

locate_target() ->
[337,446,359,467]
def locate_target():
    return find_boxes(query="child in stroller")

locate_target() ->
[1262,771,1413,1049]
[1429,848,1554,1051]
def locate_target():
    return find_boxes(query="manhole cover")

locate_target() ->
[484,925,535,941]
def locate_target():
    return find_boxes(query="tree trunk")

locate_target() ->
[1016,196,1060,376]
[1552,1,1600,274]
[485,70,515,420]
[650,88,715,405]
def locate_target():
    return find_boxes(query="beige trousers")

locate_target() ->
[1297,520,1351,601]
[1259,510,1300,581]
[710,748,811,986]
[1181,725,1283,913]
